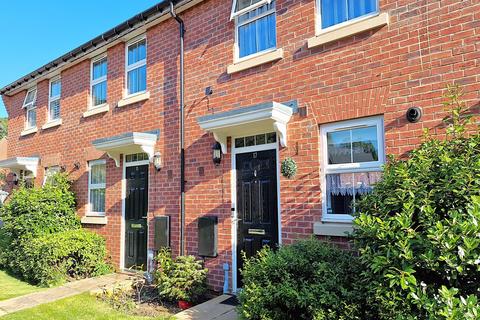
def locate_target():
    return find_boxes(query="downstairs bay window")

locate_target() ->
[321,116,384,222]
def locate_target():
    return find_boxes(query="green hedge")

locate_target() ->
[354,85,480,319]
[0,173,110,286]
[238,239,367,320]
[22,229,111,286]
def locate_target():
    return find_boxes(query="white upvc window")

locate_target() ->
[90,55,108,108]
[48,77,61,122]
[321,116,384,222]
[43,166,61,185]
[125,37,147,96]
[23,87,37,129]
[232,0,277,60]
[88,160,106,216]
[317,0,379,31]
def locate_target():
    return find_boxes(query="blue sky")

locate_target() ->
[0,0,162,118]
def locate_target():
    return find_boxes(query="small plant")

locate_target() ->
[97,282,137,313]
[155,248,208,303]
[281,157,297,179]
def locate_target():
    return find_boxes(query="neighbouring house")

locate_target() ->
[0,0,479,292]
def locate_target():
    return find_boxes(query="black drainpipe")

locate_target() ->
[169,2,186,256]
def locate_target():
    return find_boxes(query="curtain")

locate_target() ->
[326,171,381,196]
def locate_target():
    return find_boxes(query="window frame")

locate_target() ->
[320,116,384,222]
[48,76,61,122]
[23,87,37,129]
[90,54,108,109]
[233,0,277,62]
[43,165,61,185]
[87,159,107,217]
[125,35,147,98]
[230,0,272,20]
[315,0,380,35]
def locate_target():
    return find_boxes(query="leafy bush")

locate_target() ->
[0,173,110,286]
[155,248,208,303]
[354,85,480,319]
[21,229,111,286]
[238,239,367,320]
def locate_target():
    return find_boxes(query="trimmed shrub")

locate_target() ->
[155,248,208,303]
[21,229,111,286]
[354,85,480,319]
[238,239,367,320]
[0,173,110,286]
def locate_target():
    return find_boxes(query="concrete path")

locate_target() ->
[0,273,130,317]
[175,294,238,320]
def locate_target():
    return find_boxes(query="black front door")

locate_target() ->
[125,164,148,270]
[236,149,278,286]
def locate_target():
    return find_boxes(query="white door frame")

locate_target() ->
[230,135,282,293]
[120,155,151,270]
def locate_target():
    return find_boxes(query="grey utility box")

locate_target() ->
[154,216,170,250]
[198,216,218,257]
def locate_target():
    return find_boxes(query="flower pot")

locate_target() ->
[178,300,193,310]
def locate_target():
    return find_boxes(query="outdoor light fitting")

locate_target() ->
[153,152,163,171]
[212,142,222,166]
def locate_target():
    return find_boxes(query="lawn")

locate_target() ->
[0,270,43,301]
[1,293,174,320]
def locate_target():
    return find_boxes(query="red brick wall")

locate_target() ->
[2,0,480,291]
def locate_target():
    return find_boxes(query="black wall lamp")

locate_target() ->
[212,142,222,166]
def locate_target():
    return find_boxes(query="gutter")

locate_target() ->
[169,1,186,257]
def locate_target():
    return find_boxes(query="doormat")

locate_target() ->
[220,295,239,306]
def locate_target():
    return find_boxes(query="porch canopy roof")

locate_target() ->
[197,101,295,153]
[0,157,40,177]
[92,130,159,167]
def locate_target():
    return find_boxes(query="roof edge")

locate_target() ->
[0,0,191,96]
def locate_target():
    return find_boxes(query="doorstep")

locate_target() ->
[175,294,238,320]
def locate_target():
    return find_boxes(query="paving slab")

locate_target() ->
[0,273,130,317]
[175,294,238,320]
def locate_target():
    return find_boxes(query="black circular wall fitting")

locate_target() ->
[406,107,422,123]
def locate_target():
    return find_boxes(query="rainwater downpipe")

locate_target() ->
[169,2,186,256]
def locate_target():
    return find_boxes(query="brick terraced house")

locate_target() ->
[1,0,479,292]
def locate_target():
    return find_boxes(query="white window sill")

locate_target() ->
[307,12,389,48]
[41,119,62,130]
[20,127,38,136]
[117,91,150,108]
[81,215,108,225]
[83,104,110,118]
[313,221,354,237]
[227,48,284,74]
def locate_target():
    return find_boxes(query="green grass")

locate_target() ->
[0,270,43,301]
[2,293,173,320]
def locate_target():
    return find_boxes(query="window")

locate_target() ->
[23,87,37,129]
[48,77,61,121]
[126,38,147,96]
[232,0,277,59]
[125,153,149,163]
[88,160,106,215]
[321,116,384,221]
[234,132,276,148]
[318,0,378,30]
[91,55,107,107]
[43,166,61,185]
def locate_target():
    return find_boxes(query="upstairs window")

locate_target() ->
[321,116,384,222]
[48,77,61,121]
[22,87,37,129]
[88,160,106,216]
[318,0,378,30]
[126,37,147,96]
[91,55,107,108]
[231,0,277,59]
